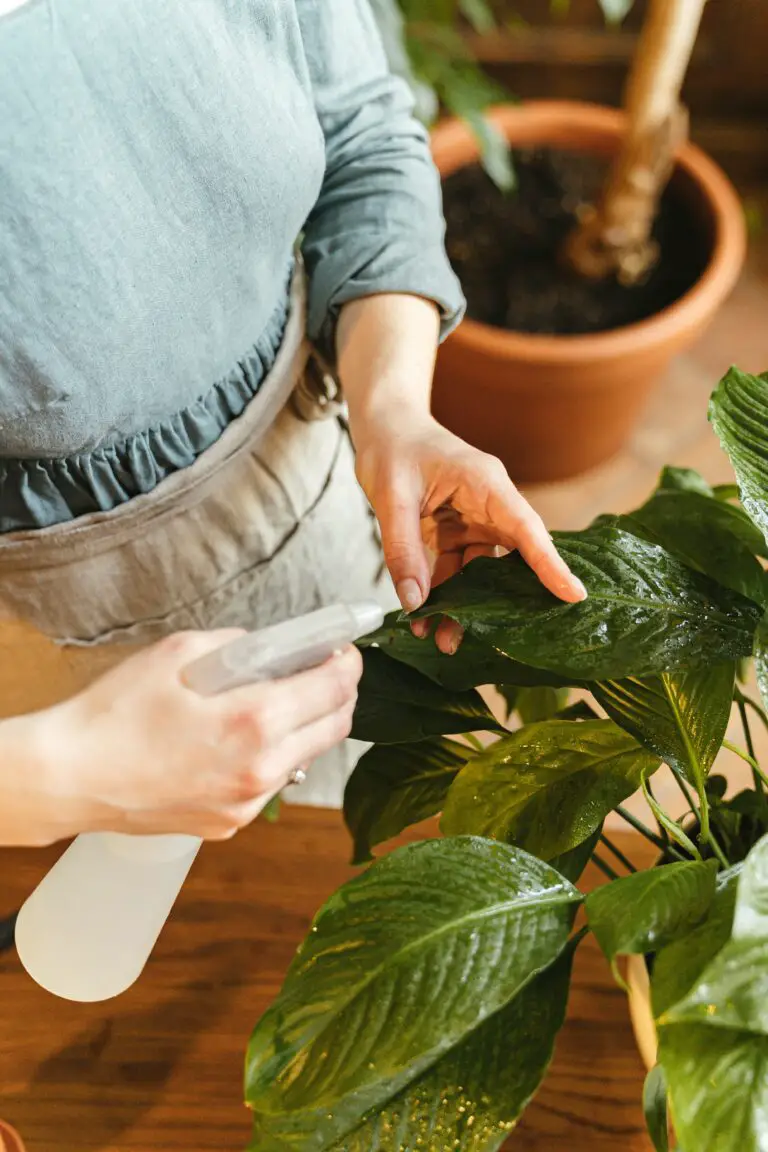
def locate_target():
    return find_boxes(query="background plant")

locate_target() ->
[244,365,768,1152]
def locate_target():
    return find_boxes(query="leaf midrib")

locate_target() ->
[273,887,579,1097]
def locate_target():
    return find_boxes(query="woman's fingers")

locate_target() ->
[232,702,357,815]
[215,647,362,747]
[482,477,587,603]
[375,470,431,613]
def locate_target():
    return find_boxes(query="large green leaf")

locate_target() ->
[344,737,473,864]
[411,524,761,681]
[660,1023,768,1152]
[732,833,768,940]
[441,719,659,860]
[651,864,742,1017]
[245,838,581,1149]
[755,611,768,715]
[622,492,767,603]
[362,613,569,691]
[322,944,576,1152]
[709,367,768,547]
[592,664,736,799]
[351,648,504,744]
[585,860,718,966]
[658,836,768,1152]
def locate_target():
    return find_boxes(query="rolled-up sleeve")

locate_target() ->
[296,0,465,347]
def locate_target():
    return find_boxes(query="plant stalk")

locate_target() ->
[564,0,707,284]
[599,834,637,874]
[723,739,768,793]
[614,805,686,862]
[642,779,702,860]
[737,698,768,802]
[741,693,768,736]
[592,852,620,882]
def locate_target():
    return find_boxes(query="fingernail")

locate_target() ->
[411,618,431,639]
[572,578,588,601]
[397,579,424,614]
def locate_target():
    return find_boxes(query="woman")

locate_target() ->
[0,0,585,848]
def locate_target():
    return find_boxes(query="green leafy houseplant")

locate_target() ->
[244,366,768,1151]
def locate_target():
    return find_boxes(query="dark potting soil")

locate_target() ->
[442,148,710,336]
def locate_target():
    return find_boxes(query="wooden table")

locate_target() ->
[0,810,654,1152]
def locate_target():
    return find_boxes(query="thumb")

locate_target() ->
[374,471,431,613]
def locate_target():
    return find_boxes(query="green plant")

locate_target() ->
[244,365,768,1151]
[371,1,641,194]
[370,0,515,189]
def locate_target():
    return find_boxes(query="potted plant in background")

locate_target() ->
[380,0,746,482]
[242,363,768,1152]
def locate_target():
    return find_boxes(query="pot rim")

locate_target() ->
[432,100,746,363]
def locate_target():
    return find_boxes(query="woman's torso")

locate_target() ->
[0,0,325,476]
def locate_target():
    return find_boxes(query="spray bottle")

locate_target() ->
[14,601,384,1003]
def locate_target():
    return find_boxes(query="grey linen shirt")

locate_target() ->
[0,0,464,530]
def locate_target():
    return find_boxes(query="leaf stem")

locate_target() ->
[614,805,687,862]
[737,697,768,802]
[741,692,768,736]
[592,852,620,882]
[464,733,485,753]
[599,834,637,873]
[666,767,728,868]
[642,779,702,861]
[723,739,768,791]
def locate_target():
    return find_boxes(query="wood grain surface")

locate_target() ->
[0,809,654,1152]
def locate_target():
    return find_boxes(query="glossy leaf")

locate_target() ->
[622,492,767,602]
[326,944,576,1152]
[592,664,736,799]
[644,1064,670,1152]
[412,524,761,681]
[651,865,742,1017]
[659,1022,768,1152]
[732,832,768,940]
[658,839,768,1151]
[245,838,581,1148]
[755,611,768,715]
[362,613,569,691]
[585,860,718,965]
[344,737,473,864]
[351,648,504,744]
[709,367,768,547]
[441,719,659,860]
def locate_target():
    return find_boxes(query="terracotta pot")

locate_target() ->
[431,101,747,482]
[0,1120,26,1152]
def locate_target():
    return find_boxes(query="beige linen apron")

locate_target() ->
[0,269,393,808]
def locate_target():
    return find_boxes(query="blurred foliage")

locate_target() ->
[371,0,637,190]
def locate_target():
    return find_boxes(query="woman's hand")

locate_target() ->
[337,293,586,655]
[354,411,587,652]
[0,632,362,847]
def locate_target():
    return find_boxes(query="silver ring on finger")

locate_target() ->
[287,766,307,787]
